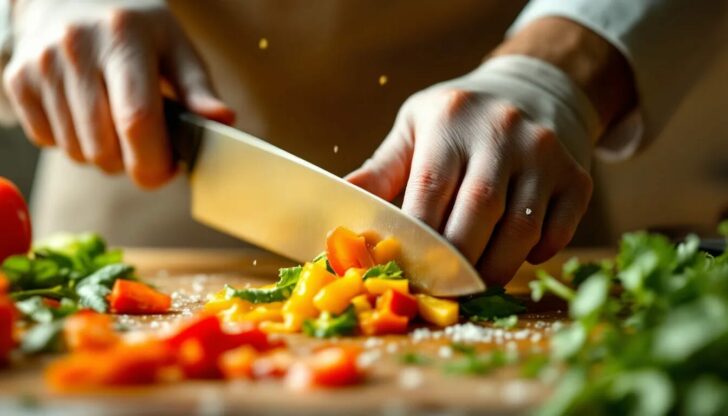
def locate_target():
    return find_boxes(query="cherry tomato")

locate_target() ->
[0,177,32,262]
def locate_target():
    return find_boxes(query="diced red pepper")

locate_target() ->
[377,289,418,318]
[252,348,295,379]
[286,346,361,390]
[45,341,175,391]
[165,314,278,379]
[63,310,119,352]
[325,227,374,276]
[359,309,409,336]
[107,279,172,314]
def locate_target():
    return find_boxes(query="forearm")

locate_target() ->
[491,16,637,138]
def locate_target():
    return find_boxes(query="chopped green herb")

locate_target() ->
[302,306,357,338]
[400,352,432,366]
[226,265,302,303]
[362,261,404,280]
[459,286,526,320]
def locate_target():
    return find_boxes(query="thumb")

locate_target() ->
[345,121,414,202]
[164,39,235,125]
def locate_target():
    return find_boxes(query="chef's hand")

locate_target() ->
[3,0,234,188]
[348,18,635,286]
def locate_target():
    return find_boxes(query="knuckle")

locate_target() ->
[36,47,57,77]
[107,8,141,38]
[462,180,505,217]
[495,103,522,132]
[438,87,475,119]
[530,127,558,152]
[60,25,90,69]
[2,65,26,98]
[128,163,173,189]
[409,167,449,198]
[502,210,541,244]
[117,106,156,140]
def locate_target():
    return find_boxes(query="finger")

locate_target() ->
[477,174,551,286]
[102,21,174,188]
[345,116,414,201]
[401,129,465,231]
[162,31,234,124]
[2,63,55,147]
[527,174,593,264]
[442,152,509,263]
[61,24,123,172]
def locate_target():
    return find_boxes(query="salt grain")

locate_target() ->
[398,368,424,390]
[438,345,453,359]
[258,38,269,50]
[378,75,388,86]
[333,145,339,154]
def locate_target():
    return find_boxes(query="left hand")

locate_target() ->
[347,58,595,286]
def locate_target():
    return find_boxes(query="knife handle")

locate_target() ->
[163,98,203,172]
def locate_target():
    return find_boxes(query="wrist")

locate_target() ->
[492,16,636,134]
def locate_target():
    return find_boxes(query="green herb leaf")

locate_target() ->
[226,265,302,304]
[400,352,432,366]
[460,286,526,320]
[302,306,357,338]
[20,321,65,354]
[362,261,404,280]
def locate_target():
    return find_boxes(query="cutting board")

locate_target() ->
[0,247,612,416]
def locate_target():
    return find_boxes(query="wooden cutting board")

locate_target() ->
[0,247,612,416]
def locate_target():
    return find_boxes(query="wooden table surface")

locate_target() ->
[0,247,612,416]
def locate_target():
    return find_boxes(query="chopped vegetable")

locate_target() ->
[225,265,302,303]
[325,227,374,276]
[362,261,403,280]
[0,276,16,366]
[313,268,364,314]
[371,237,401,265]
[286,346,361,390]
[415,294,459,327]
[107,279,171,314]
[63,311,119,352]
[302,306,358,338]
[459,286,525,321]
[359,308,409,336]
[364,277,409,296]
[377,289,418,318]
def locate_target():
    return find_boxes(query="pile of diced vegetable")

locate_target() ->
[205,226,461,337]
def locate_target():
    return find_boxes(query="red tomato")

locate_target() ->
[0,178,32,262]
[325,227,374,276]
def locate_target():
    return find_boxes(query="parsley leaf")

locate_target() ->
[226,265,302,303]
[460,286,526,320]
[362,261,404,280]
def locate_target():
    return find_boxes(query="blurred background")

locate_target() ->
[1,1,726,248]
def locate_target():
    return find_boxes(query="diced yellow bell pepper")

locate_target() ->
[219,301,255,322]
[283,262,336,319]
[204,289,251,314]
[350,294,373,314]
[313,268,364,314]
[241,303,284,323]
[364,277,409,296]
[415,294,459,327]
[259,313,304,333]
[372,237,401,265]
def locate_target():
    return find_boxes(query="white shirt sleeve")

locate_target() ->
[509,0,727,161]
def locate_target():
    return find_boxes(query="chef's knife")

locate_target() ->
[165,101,485,296]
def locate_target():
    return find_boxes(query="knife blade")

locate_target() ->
[165,102,485,296]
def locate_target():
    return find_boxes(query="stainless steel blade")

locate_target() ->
[176,113,485,296]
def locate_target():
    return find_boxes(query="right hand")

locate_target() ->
[3,0,234,188]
